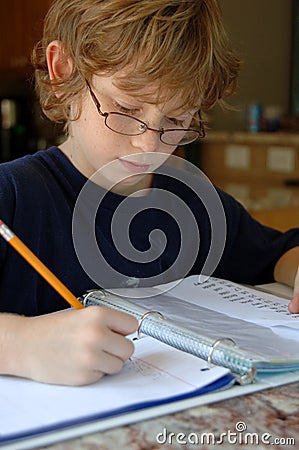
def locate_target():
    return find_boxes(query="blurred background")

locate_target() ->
[0,0,299,229]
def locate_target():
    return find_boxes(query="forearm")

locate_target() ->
[274,246,299,287]
[0,313,29,377]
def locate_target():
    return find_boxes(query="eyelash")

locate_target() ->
[113,101,139,116]
[166,117,185,127]
[113,101,187,127]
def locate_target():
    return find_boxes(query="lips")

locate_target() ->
[119,158,151,174]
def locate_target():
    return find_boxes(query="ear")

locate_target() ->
[46,40,73,82]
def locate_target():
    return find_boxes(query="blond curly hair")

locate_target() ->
[32,0,240,127]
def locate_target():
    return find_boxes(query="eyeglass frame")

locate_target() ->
[85,80,205,146]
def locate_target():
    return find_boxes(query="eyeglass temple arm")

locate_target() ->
[197,110,206,138]
[85,79,107,117]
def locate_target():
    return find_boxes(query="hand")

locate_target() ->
[289,267,299,313]
[274,247,299,314]
[2,306,138,386]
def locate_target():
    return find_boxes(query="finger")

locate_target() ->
[288,293,299,314]
[100,329,135,362]
[93,306,138,336]
[288,267,299,313]
[293,267,299,295]
[95,351,127,375]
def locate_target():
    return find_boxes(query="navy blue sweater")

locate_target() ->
[0,147,298,315]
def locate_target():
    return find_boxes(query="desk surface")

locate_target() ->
[44,381,299,449]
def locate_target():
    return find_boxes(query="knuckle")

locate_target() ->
[81,328,102,349]
[73,370,105,386]
[128,315,138,331]
[109,357,124,374]
[80,347,98,369]
[123,338,135,359]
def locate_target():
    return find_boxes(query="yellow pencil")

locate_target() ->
[0,220,84,310]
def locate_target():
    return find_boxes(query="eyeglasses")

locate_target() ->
[86,80,205,146]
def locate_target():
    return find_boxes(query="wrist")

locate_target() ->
[0,314,32,377]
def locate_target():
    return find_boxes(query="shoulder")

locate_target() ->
[153,160,240,214]
[0,148,53,223]
[0,146,83,195]
[152,160,277,236]
[0,147,62,184]
[0,147,80,221]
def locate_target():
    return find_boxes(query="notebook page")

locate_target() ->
[0,336,229,441]
[130,293,299,361]
[161,276,299,330]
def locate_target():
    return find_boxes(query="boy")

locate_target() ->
[0,0,298,386]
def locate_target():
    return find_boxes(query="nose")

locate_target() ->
[130,128,161,153]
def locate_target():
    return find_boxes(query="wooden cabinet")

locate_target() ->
[0,0,52,79]
[197,132,299,230]
[199,132,299,185]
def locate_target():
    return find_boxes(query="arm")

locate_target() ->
[0,306,138,386]
[274,246,299,313]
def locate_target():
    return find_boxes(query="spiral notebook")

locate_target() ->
[1,276,299,450]
[81,276,299,384]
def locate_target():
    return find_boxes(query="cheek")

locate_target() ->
[82,121,123,163]
[76,103,105,145]
[160,143,177,155]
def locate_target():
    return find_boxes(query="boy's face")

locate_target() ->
[61,69,196,194]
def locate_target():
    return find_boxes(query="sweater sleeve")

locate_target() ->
[213,189,299,285]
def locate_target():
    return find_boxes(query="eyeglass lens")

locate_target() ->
[105,113,200,145]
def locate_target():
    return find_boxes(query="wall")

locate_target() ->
[209,0,293,131]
